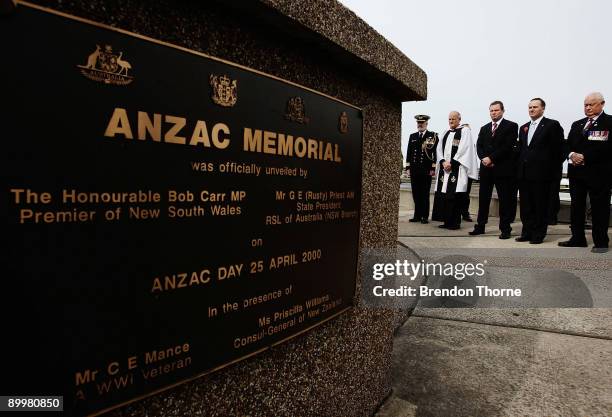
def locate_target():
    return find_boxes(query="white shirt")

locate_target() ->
[527,115,543,145]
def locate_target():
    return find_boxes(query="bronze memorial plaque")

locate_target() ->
[0,3,362,416]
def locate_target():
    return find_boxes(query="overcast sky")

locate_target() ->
[339,0,611,158]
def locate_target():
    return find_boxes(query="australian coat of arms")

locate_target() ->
[285,96,309,124]
[77,44,134,85]
[210,74,238,107]
[338,111,349,133]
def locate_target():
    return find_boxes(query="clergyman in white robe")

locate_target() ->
[433,125,480,227]
[435,126,480,192]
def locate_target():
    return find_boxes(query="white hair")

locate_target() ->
[586,92,605,103]
[449,111,461,120]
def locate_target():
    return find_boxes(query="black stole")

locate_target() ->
[436,128,462,194]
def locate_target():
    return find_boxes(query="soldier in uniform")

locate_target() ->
[405,115,438,223]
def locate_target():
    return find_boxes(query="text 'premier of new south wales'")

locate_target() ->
[1,5,363,416]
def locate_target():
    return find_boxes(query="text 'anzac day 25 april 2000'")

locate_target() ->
[0,4,362,416]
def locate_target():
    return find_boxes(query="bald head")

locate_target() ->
[584,92,605,118]
[448,111,461,129]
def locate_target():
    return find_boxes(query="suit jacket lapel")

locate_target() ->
[591,112,606,129]
[578,112,606,136]
[496,119,508,139]
[520,122,529,147]
[577,116,590,137]
[528,117,546,148]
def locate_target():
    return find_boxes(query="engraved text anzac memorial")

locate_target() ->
[0,3,362,416]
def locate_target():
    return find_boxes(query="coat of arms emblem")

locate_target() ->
[77,44,134,85]
[209,74,238,107]
[338,111,349,133]
[285,97,309,124]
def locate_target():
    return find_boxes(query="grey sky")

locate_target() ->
[339,0,611,159]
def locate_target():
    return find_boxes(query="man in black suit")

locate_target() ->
[515,98,565,244]
[469,101,519,239]
[559,92,611,253]
[547,160,564,225]
[405,115,438,223]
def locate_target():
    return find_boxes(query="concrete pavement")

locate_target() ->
[375,210,612,417]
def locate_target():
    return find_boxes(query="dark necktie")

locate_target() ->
[583,118,594,132]
[492,122,498,136]
[419,132,424,139]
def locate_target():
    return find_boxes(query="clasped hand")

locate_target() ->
[482,157,493,167]
[570,153,585,165]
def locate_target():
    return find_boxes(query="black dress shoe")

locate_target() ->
[529,238,543,244]
[409,218,419,223]
[591,246,609,253]
[499,232,511,240]
[515,236,530,242]
[446,225,460,230]
[469,227,485,236]
[558,240,587,247]
[420,219,429,224]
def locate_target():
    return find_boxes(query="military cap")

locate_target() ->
[415,114,430,122]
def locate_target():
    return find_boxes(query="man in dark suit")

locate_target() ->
[559,92,611,253]
[405,115,438,223]
[547,161,564,225]
[515,98,565,244]
[469,101,519,239]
